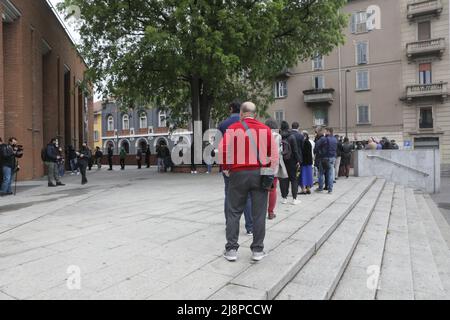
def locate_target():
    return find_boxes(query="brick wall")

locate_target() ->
[1,0,92,180]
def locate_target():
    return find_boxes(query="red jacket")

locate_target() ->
[219,118,278,173]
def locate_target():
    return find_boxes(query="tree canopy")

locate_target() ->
[60,0,348,129]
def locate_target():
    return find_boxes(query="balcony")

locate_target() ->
[406,82,448,101]
[303,88,335,105]
[407,0,443,19]
[407,38,446,59]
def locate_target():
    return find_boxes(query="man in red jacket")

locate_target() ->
[220,102,278,262]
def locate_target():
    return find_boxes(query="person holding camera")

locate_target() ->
[44,138,65,188]
[1,137,24,196]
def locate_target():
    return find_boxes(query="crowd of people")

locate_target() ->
[218,101,361,263]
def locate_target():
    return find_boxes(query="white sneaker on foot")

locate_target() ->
[281,198,288,204]
[252,251,267,262]
[224,250,238,262]
[291,199,301,205]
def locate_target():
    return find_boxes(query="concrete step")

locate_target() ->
[376,185,414,300]
[332,182,395,300]
[423,194,450,252]
[275,179,386,300]
[415,193,450,298]
[208,177,378,300]
[403,188,446,300]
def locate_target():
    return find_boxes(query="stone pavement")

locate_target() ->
[1,167,449,300]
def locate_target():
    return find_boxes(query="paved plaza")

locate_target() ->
[1,168,450,300]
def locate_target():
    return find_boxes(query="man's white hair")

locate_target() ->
[241,101,257,114]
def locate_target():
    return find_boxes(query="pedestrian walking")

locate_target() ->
[220,102,277,262]
[57,147,65,178]
[145,145,151,168]
[95,147,103,169]
[136,148,143,169]
[77,143,91,185]
[87,146,94,171]
[279,121,302,205]
[156,142,167,172]
[120,147,127,170]
[218,101,253,235]
[107,145,114,170]
[67,145,79,175]
[299,131,314,195]
[335,135,343,181]
[43,138,65,188]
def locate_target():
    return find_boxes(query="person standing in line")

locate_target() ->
[136,148,143,169]
[77,143,91,185]
[265,119,285,220]
[156,142,166,172]
[44,138,65,188]
[145,145,151,168]
[87,146,94,171]
[119,147,127,170]
[335,135,343,181]
[57,147,65,178]
[314,128,337,194]
[341,137,354,178]
[107,145,114,171]
[279,121,301,205]
[221,102,277,262]
[218,101,253,236]
[299,131,314,195]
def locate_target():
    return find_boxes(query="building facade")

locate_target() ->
[100,101,192,155]
[400,0,450,175]
[0,0,93,180]
[93,101,102,150]
[267,0,450,175]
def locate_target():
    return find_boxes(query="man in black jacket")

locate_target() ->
[280,121,302,205]
[107,145,114,170]
[45,138,65,187]
[1,137,24,196]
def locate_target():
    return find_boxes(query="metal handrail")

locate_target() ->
[366,154,430,177]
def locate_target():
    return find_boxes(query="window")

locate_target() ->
[357,105,371,124]
[159,111,167,128]
[313,75,325,89]
[419,107,433,129]
[418,21,431,41]
[107,115,114,131]
[313,55,324,71]
[356,41,368,65]
[122,114,130,130]
[139,112,148,129]
[275,110,285,126]
[94,130,99,142]
[274,81,288,98]
[351,11,368,34]
[419,63,432,84]
[313,108,328,126]
[356,70,370,90]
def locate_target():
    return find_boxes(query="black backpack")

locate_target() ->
[281,137,292,161]
[41,146,47,162]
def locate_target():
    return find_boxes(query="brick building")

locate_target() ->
[0,0,93,181]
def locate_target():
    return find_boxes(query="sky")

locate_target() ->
[48,0,81,44]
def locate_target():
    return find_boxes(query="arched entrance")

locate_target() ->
[120,140,130,154]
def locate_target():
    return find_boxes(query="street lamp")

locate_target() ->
[344,69,351,139]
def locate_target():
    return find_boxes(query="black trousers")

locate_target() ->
[280,160,299,199]
[120,159,125,169]
[137,159,142,169]
[79,162,88,184]
[108,157,113,169]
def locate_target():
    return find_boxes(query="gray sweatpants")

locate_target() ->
[46,162,60,185]
[225,170,269,253]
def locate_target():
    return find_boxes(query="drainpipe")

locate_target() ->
[338,44,343,132]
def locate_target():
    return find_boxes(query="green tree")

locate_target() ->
[60,0,347,130]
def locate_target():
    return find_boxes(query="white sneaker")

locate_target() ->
[224,250,238,262]
[291,199,301,205]
[252,251,267,262]
[281,198,288,204]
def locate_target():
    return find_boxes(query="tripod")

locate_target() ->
[13,160,19,196]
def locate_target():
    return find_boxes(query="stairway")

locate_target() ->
[209,177,450,300]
